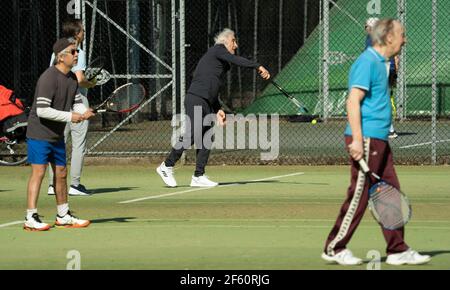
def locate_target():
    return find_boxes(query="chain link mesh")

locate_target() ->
[1,0,449,165]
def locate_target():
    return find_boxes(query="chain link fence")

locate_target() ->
[1,0,449,165]
[77,0,174,158]
[188,0,450,165]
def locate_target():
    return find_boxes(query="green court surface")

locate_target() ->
[1,164,449,270]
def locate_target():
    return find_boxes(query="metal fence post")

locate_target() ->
[180,0,186,165]
[397,0,406,121]
[252,0,259,102]
[322,0,330,121]
[431,0,437,164]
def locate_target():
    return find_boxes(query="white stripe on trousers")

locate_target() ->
[326,138,371,256]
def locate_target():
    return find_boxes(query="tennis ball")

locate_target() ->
[311,119,317,125]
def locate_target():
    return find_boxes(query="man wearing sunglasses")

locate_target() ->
[48,19,96,197]
[24,38,95,231]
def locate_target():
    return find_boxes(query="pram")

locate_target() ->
[0,85,28,165]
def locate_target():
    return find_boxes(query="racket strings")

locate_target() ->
[370,201,405,228]
[109,84,145,112]
[370,184,399,201]
[86,57,106,80]
[369,183,410,229]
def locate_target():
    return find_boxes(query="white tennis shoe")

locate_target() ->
[321,249,363,266]
[190,175,218,187]
[386,249,431,265]
[24,213,51,231]
[55,211,90,228]
[156,162,177,187]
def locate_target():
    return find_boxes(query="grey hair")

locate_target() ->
[370,18,398,46]
[66,37,77,45]
[54,37,78,65]
[214,28,235,45]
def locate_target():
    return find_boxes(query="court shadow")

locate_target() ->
[89,187,138,195]
[172,181,329,188]
[170,181,279,188]
[90,217,136,224]
[219,180,279,186]
[164,185,189,188]
[220,181,329,186]
[289,182,329,186]
[420,250,450,257]
[378,250,450,262]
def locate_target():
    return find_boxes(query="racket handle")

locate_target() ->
[92,108,106,113]
[358,159,381,180]
[358,159,370,173]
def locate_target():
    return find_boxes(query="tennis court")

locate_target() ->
[1,164,449,269]
[1,0,450,273]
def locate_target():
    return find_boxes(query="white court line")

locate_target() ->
[400,139,450,149]
[119,172,305,204]
[0,221,22,228]
[86,218,450,224]
[2,223,442,231]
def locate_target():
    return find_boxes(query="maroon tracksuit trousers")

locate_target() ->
[324,137,409,256]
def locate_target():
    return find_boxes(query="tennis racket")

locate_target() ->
[93,83,146,113]
[85,56,106,82]
[270,80,309,114]
[92,69,111,86]
[358,159,412,230]
[218,95,235,114]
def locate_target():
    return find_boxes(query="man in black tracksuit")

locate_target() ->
[157,28,270,188]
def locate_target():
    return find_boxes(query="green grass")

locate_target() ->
[1,164,450,269]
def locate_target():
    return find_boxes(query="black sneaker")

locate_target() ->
[68,184,90,196]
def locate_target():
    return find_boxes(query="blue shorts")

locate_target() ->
[27,138,66,166]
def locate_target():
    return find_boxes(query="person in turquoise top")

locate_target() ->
[365,17,399,139]
[322,19,431,266]
[344,45,392,140]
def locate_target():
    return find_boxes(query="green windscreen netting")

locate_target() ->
[243,0,450,117]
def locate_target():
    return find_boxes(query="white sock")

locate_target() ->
[26,209,38,220]
[390,124,395,132]
[57,203,69,217]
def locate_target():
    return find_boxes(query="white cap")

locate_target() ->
[365,17,379,28]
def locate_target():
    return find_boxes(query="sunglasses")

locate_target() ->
[63,49,79,56]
